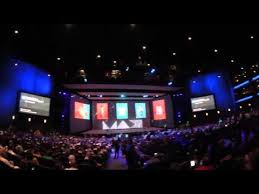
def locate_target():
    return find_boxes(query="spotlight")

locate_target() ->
[120,94,126,98]
[168,81,173,86]
[188,36,192,40]
[48,74,51,77]
[193,115,197,118]
[206,113,209,116]
[14,30,19,34]
[84,78,88,83]
[142,46,147,50]
[240,106,242,109]
[217,111,220,114]
[97,54,101,59]
[193,81,196,84]
[248,103,251,107]
[14,63,18,67]
[217,75,221,78]
[57,57,61,61]
[28,118,31,122]
[143,95,148,98]
[126,67,129,71]
[44,119,47,123]
[214,49,218,53]
[151,68,156,74]
[228,108,231,112]
[12,115,15,120]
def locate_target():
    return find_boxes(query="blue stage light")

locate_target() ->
[235,96,253,103]
[233,80,250,90]
[252,75,259,81]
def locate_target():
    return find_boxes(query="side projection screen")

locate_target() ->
[191,95,216,112]
[19,92,51,117]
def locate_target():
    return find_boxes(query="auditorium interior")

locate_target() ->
[0,24,258,171]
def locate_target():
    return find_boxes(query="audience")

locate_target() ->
[0,110,258,170]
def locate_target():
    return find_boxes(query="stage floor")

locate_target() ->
[83,127,164,135]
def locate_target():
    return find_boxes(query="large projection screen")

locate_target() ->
[19,92,51,117]
[191,95,216,112]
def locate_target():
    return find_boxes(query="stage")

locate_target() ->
[82,127,165,135]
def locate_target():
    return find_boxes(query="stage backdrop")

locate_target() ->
[70,96,92,134]
[92,101,151,130]
[150,95,174,128]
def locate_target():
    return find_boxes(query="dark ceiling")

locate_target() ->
[3,24,259,86]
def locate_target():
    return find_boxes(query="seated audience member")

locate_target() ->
[0,146,20,169]
[65,155,78,170]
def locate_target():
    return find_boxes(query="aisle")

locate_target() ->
[106,149,128,170]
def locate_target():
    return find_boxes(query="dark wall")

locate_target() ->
[150,95,174,128]
[92,101,151,130]
[70,96,92,134]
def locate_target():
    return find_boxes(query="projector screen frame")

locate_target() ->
[190,94,217,113]
[17,91,51,117]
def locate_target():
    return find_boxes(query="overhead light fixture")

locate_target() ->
[151,68,156,74]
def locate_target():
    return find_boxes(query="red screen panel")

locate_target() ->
[74,102,90,120]
[152,100,166,120]
[96,103,109,120]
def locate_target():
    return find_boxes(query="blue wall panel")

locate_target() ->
[189,73,235,111]
[0,59,53,126]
